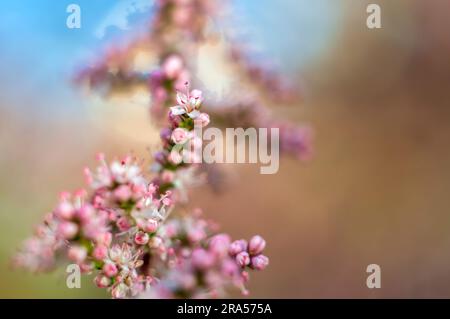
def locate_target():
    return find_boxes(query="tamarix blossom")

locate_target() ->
[14,0,313,299]
[14,87,269,298]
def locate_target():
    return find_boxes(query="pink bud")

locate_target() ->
[171,127,189,144]
[187,228,206,243]
[168,150,183,164]
[209,234,231,257]
[111,283,128,299]
[114,185,132,202]
[77,204,95,222]
[94,274,111,288]
[250,254,269,271]
[229,239,248,256]
[103,262,118,277]
[236,251,251,267]
[116,217,131,232]
[161,170,175,183]
[55,201,75,220]
[93,194,105,209]
[248,235,266,255]
[134,231,150,245]
[68,246,87,263]
[93,245,108,260]
[131,183,146,199]
[80,262,94,273]
[148,236,163,249]
[144,219,158,233]
[195,112,210,128]
[162,54,184,79]
[191,248,215,270]
[57,221,78,239]
[222,259,239,276]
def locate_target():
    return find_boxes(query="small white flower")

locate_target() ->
[170,87,203,119]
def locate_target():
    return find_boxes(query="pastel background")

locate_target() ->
[1,0,450,297]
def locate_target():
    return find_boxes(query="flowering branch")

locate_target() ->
[75,0,313,161]
[14,84,268,298]
[14,0,310,299]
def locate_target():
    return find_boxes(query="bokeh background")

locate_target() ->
[1,0,450,298]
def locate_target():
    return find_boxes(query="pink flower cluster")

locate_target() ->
[149,54,190,118]
[150,83,211,196]
[14,87,269,299]
[229,236,269,271]
[144,213,268,298]
[17,0,314,299]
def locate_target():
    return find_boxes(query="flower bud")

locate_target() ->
[68,246,87,263]
[161,170,175,183]
[250,254,269,271]
[235,251,250,267]
[77,204,95,222]
[209,234,231,257]
[229,239,248,256]
[111,283,129,299]
[159,127,172,142]
[248,235,266,255]
[148,236,163,249]
[57,221,78,239]
[187,228,206,243]
[116,217,131,232]
[144,219,158,233]
[192,248,214,270]
[222,259,239,276]
[108,245,121,263]
[134,231,150,245]
[80,262,94,273]
[94,274,111,288]
[103,262,118,277]
[162,54,183,79]
[55,201,74,220]
[114,185,132,202]
[168,150,183,164]
[93,245,108,260]
[171,127,189,144]
[195,112,210,128]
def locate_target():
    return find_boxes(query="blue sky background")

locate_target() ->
[0,0,341,116]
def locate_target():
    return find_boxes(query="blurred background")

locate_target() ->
[1,0,450,298]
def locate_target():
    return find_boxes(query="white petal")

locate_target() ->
[170,106,186,115]
[188,110,201,119]
[176,92,188,105]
